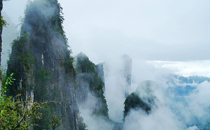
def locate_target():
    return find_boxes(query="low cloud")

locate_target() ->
[79,93,113,130]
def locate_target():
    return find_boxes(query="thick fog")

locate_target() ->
[2,0,210,130]
[104,58,210,130]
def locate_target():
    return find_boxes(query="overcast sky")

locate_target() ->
[3,0,210,63]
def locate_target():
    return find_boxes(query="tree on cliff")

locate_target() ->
[0,73,43,129]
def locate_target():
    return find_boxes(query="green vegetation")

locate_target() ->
[0,73,72,130]
[24,0,68,44]
[35,101,73,130]
[36,68,50,80]
[76,54,109,118]
[11,31,29,46]
[35,68,50,100]
[0,15,7,29]
[0,96,43,129]
[124,92,151,118]
[18,53,35,70]
[76,55,96,73]
[6,32,34,97]
[0,73,42,129]
[64,54,76,78]
[3,0,86,129]
[10,32,35,70]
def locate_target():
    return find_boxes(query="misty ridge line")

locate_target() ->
[2,0,210,130]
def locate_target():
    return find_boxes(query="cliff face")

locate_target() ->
[75,53,109,118]
[95,63,105,85]
[7,0,80,129]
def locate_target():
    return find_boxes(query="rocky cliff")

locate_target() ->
[75,52,109,118]
[124,92,151,118]
[6,0,81,129]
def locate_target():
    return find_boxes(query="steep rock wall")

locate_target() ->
[7,0,81,129]
[75,52,109,118]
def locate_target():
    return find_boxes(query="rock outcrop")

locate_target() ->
[75,52,109,118]
[7,0,81,129]
[123,80,160,119]
[123,92,151,118]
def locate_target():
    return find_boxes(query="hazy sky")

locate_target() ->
[3,0,210,63]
